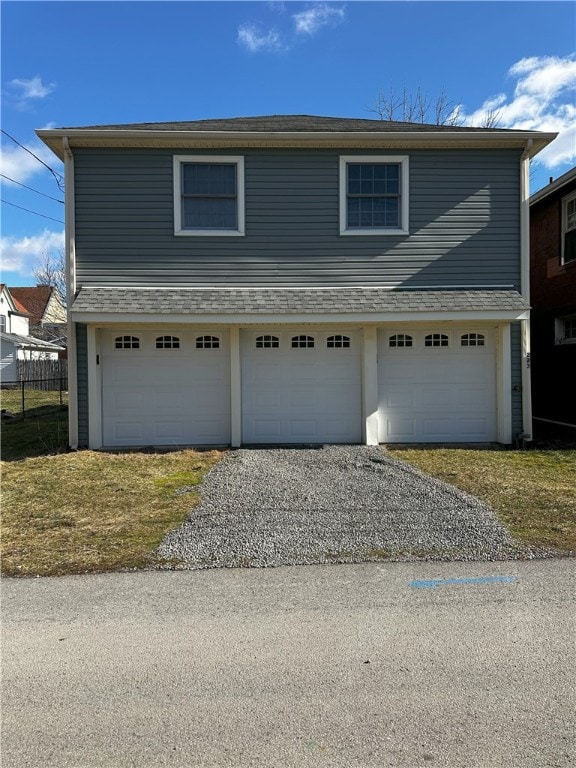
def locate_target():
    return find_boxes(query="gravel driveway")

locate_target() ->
[156,445,526,568]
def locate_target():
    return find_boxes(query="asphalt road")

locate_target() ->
[2,559,575,768]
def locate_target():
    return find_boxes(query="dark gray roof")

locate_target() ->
[58,115,509,133]
[71,287,528,315]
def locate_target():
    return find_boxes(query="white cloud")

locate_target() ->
[0,141,63,185]
[461,54,576,170]
[8,76,55,106]
[293,4,345,36]
[0,230,64,275]
[237,24,285,53]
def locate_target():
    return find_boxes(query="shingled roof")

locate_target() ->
[10,286,55,326]
[58,115,508,133]
[71,287,529,317]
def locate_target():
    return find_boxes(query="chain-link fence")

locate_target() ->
[1,378,68,419]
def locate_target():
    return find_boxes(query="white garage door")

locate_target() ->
[101,330,230,447]
[241,329,362,444]
[378,328,496,443]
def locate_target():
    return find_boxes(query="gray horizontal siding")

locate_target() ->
[74,148,521,288]
[76,323,88,447]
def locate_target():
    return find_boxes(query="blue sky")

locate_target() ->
[1,0,575,285]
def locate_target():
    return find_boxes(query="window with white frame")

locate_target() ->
[339,155,409,235]
[555,316,576,344]
[562,191,576,265]
[0,314,5,332]
[173,156,245,236]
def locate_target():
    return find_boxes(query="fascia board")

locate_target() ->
[71,310,530,324]
[37,128,558,161]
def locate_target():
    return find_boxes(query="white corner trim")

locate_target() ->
[172,154,245,236]
[229,327,241,447]
[361,326,379,445]
[87,326,103,449]
[520,143,531,301]
[339,155,409,236]
[521,318,532,439]
[496,323,512,444]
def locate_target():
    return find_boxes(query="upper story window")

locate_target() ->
[0,314,5,332]
[327,335,350,348]
[562,192,576,265]
[173,155,245,237]
[339,155,409,236]
[389,333,413,348]
[291,335,315,348]
[115,335,139,349]
[156,335,180,349]
[424,333,449,347]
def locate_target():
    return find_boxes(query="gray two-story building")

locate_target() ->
[38,115,555,450]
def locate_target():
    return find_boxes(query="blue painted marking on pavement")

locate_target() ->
[409,575,518,589]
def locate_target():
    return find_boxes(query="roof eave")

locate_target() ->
[37,128,557,161]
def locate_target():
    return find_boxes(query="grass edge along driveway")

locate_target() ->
[1,446,574,578]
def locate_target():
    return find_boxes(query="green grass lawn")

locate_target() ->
[2,408,574,577]
[389,447,576,554]
[1,388,69,461]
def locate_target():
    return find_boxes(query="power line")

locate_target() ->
[1,129,65,192]
[0,174,64,203]
[1,198,64,224]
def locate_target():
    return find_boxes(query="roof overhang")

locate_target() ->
[0,332,65,351]
[37,128,557,161]
[71,310,530,325]
[530,166,576,206]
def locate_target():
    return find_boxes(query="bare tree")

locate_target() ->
[369,86,501,128]
[33,246,66,303]
[369,86,464,126]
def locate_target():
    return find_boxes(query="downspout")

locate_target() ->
[63,137,78,449]
[519,139,533,443]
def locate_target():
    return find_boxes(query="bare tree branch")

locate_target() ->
[33,247,66,303]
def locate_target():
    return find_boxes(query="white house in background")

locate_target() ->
[0,284,65,383]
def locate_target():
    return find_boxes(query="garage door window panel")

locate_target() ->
[115,336,140,349]
[389,334,413,348]
[425,333,449,347]
[327,335,351,348]
[156,335,180,349]
[196,335,221,349]
[461,333,485,347]
[291,335,315,348]
[256,335,280,349]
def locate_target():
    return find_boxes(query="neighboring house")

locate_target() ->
[0,284,65,383]
[37,115,556,450]
[10,286,67,344]
[529,167,576,427]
